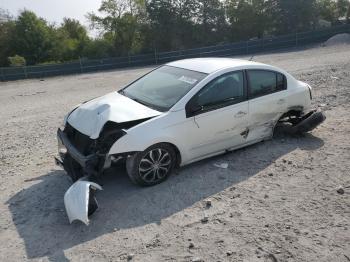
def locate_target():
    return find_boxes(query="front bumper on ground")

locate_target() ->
[64,177,102,225]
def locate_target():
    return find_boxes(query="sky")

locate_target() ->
[1,0,101,27]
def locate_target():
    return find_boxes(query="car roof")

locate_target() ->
[166,58,265,74]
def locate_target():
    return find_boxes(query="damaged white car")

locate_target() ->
[55,58,325,224]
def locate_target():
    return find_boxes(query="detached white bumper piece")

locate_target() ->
[64,179,102,225]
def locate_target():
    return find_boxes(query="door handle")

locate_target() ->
[235,111,247,118]
[277,99,286,105]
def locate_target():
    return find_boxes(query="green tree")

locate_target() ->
[88,0,145,56]
[195,0,227,45]
[227,0,273,40]
[12,10,53,64]
[272,0,318,33]
[50,18,90,61]
[0,9,15,66]
[82,38,114,58]
[146,0,201,50]
[336,0,350,18]
[317,0,338,22]
[8,55,26,66]
[316,0,350,23]
[146,0,176,51]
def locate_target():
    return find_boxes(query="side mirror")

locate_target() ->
[186,98,203,117]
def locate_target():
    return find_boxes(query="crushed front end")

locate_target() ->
[55,122,126,224]
[55,123,126,181]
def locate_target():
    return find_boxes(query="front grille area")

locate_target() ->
[64,123,95,155]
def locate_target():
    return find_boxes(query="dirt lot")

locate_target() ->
[0,44,349,262]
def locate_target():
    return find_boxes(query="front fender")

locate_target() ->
[108,131,189,164]
[108,131,179,154]
[108,110,189,163]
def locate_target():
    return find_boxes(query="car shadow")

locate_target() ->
[6,131,324,261]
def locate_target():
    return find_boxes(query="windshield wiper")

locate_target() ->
[130,97,150,107]
[119,90,165,112]
[128,96,162,111]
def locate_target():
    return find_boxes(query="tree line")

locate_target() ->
[0,0,349,67]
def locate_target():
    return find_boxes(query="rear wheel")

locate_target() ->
[126,143,176,186]
[291,110,326,134]
[275,110,326,136]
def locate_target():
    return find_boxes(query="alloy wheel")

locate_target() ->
[138,148,172,183]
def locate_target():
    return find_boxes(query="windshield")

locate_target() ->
[120,65,207,112]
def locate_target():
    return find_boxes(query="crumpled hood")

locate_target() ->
[67,92,161,139]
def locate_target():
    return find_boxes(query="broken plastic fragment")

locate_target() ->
[214,163,229,169]
[64,178,102,225]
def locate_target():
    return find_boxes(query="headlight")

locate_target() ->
[62,103,81,129]
[58,136,67,159]
[62,112,70,129]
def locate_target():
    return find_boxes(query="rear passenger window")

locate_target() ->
[277,73,286,91]
[247,70,286,98]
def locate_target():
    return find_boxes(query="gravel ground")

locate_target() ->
[0,44,349,262]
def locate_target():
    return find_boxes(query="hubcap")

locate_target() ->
[139,148,172,183]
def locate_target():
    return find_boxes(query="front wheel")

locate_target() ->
[126,143,176,186]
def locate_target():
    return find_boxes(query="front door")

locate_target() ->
[185,71,249,160]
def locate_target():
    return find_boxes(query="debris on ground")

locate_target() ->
[336,186,345,195]
[214,163,229,169]
[205,199,212,208]
[201,216,209,223]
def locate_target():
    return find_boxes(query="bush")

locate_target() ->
[8,55,26,67]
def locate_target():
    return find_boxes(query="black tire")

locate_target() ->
[291,111,326,134]
[126,143,176,187]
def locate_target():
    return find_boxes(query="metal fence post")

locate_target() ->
[296,32,298,46]
[79,56,83,73]
[23,65,28,79]
[128,53,131,65]
[262,38,265,51]
[246,41,248,54]
[154,48,158,64]
[1,67,4,81]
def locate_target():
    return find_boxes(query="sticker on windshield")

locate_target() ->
[178,76,198,85]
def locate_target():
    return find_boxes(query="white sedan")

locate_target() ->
[55,58,325,224]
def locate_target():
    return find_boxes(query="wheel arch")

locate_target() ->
[108,132,184,165]
[272,106,304,136]
[278,106,304,120]
[158,142,182,168]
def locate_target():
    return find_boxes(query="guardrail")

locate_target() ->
[1,24,349,81]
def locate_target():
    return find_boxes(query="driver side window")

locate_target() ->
[196,71,245,107]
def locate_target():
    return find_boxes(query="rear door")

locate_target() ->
[246,70,288,142]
